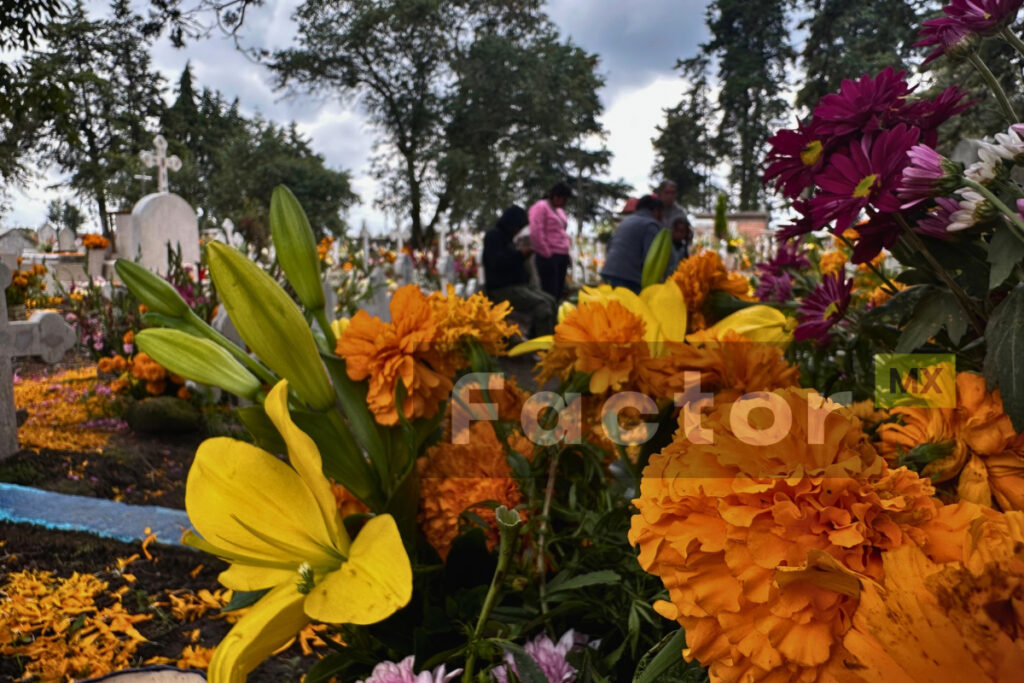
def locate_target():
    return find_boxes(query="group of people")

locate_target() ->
[481,180,692,337]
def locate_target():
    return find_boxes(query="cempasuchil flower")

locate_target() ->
[183,380,412,682]
[630,388,940,682]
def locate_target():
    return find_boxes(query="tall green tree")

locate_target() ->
[44,199,86,233]
[25,0,165,235]
[702,0,793,210]
[651,55,718,211]
[795,0,925,112]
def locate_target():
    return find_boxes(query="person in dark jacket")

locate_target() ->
[483,205,557,336]
[599,195,664,293]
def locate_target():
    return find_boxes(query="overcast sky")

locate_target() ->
[6,0,712,234]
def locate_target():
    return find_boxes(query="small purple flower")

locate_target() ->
[916,16,977,64]
[756,271,794,303]
[915,196,962,238]
[795,273,853,343]
[493,630,588,683]
[898,144,963,206]
[358,656,461,683]
[123,343,133,355]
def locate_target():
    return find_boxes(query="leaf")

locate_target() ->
[546,570,621,595]
[896,289,964,352]
[861,285,930,330]
[633,628,687,683]
[988,228,1024,290]
[984,284,1024,431]
[221,588,269,612]
[500,642,551,683]
[235,405,287,453]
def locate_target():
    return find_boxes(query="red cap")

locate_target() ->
[621,197,639,214]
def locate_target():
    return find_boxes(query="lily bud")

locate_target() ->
[270,185,325,311]
[641,227,673,288]
[206,241,336,411]
[136,328,262,400]
[690,304,796,346]
[115,259,190,318]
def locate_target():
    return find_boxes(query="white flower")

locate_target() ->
[948,189,987,231]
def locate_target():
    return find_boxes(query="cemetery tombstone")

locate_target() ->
[1,263,77,458]
[57,227,77,252]
[363,266,391,322]
[131,134,199,275]
[37,225,57,249]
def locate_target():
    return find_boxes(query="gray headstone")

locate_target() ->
[0,252,18,271]
[362,266,391,322]
[131,192,200,275]
[37,225,57,247]
[397,252,415,285]
[57,227,77,252]
[1,263,77,458]
[87,247,106,277]
[113,212,138,261]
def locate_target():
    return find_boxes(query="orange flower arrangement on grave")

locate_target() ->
[669,250,752,331]
[878,372,1024,510]
[419,421,533,560]
[630,387,942,682]
[13,366,123,452]
[82,234,110,250]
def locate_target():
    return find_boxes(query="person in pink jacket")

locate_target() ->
[528,181,573,300]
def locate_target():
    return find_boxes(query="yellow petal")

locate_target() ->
[186,437,339,570]
[582,285,662,342]
[640,281,687,343]
[218,563,298,593]
[303,514,412,625]
[508,335,554,356]
[264,380,349,553]
[208,581,308,683]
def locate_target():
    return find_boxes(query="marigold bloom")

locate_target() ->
[428,285,517,373]
[337,284,452,425]
[630,388,940,682]
[670,250,752,331]
[817,250,847,276]
[419,422,532,560]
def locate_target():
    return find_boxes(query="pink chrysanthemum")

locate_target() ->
[359,656,461,683]
[764,124,826,198]
[492,631,588,683]
[898,144,964,206]
[795,273,853,342]
[915,196,964,238]
[812,67,912,137]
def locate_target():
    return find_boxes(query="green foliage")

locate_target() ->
[703,0,793,210]
[984,284,1024,431]
[713,194,728,240]
[651,56,718,211]
[794,0,923,112]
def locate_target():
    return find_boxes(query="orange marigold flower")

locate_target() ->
[176,386,191,401]
[818,249,847,275]
[878,372,1021,509]
[336,284,452,426]
[630,387,940,682]
[146,380,166,396]
[122,330,134,344]
[446,374,529,443]
[538,299,651,394]
[330,482,370,518]
[428,285,518,372]
[670,250,752,331]
[419,421,532,560]
[646,329,799,402]
[98,357,114,373]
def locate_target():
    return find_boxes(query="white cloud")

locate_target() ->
[5,1,711,234]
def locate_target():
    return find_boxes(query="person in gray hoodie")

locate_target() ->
[599,195,664,293]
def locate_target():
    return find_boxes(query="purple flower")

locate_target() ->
[812,67,912,138]
[763,123,826,199]
[358,656,461,683]
[914,196,963,238]
[936,0,1024,37]
[493,630,587,683]
[123,343,134,355]
[896,87,973,146]
[898,144,963,206]
[758,240,810,275]
[916,16,978,64]
[795,273,853,342]
[756,271,794,303]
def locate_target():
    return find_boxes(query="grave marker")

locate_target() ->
[1,263,77,458]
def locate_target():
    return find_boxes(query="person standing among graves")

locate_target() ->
[657,180,688,229]
[528,182,573,300]
[483,205,557,336]
[665,215,693,276]
[599,195,664,293]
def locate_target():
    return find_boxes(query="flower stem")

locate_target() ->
[1000,26,1024,62]
[535,449,560,621]
[836,233,900,294]
[894,215,986,336]
[463,506,522,683]
[967,52,1017,123]
[962,178,1024,245]
[313,307,337,351]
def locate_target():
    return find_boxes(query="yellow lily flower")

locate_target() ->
[184,380,412,682]
[686,304,796,346]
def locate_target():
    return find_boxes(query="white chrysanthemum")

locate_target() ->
[948,189,987,232]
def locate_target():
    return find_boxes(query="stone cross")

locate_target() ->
[1,263,77,458]
[139,134,182,194]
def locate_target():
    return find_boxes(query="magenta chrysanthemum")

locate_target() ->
[896,87,973,146]
[942,0,1023,35]
[795,273,853,342]
[756,271,794,303]
[916,16,977,64]
[914,196,964,238]
[764,124,826,198]
[812,67,912,137]
[359,656,461,683]
[810,124,921,231]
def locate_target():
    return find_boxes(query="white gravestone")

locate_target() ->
[87,246,106,277]
[37,225,57,249]
[363,266,391,322]
[113,212,138,262]
[131,193,200,276]
[57,227,77,252]
[1,263,77,458]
